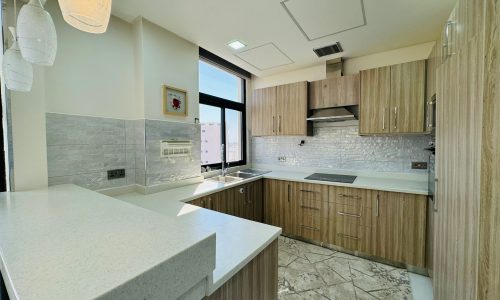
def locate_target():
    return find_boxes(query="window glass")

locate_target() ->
[199,60,242,103]
[200,104,222,165]
[225,109,243,163]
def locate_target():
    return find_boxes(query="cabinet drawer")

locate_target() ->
[296,211,322,230]
[334,225,371,252]
[295,222,322,241]
[293,182,329,202]
[329,186,372,208]
[331,203,372,227]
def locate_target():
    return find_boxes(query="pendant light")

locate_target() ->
[17,0,57,66]
[2,27,33,92]
[58,0,112,34]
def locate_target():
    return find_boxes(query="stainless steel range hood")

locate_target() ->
[307,107,357,122]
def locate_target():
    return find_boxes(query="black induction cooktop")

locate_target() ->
[305,173,357,184]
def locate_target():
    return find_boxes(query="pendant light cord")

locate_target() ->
[13,0,16,25]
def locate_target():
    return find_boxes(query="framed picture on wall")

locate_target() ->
[163,85,188,117]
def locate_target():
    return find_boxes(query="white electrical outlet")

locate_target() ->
[278,156,287,162]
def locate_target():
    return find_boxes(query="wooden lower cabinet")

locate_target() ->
[371,191,427,268]
[290,182,329,241]
[243,180,264,222]
[264,179,293,234]
[262,180,427,268]
[188,180,264,223]
[188,194,217,210]
[326,187,374,253]
[207,239,278,300]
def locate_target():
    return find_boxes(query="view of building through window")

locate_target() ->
[199,60,244,167]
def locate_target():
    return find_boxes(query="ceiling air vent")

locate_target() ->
[313,42,343,58]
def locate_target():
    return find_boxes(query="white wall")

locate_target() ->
[139,18,199,123]
[10,66,48,190]
[252,64,326,89]
[343,42,435,74]
[252,42,435,88]
[7,3,202,190]
[43,1,137,120]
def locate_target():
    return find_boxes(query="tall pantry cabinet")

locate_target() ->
[432,0,499,299]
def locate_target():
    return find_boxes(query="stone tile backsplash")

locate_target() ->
[46,113,201,190]
[252,125,432,173]
[145,119,201,186]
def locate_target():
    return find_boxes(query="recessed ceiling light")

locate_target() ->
[227,40,247,50]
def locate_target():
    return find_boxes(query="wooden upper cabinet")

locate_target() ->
[359,60,426,135]
[251,81,310,137]
[390,60,426,133]
[251,86,276,136]
[276,81,308,135]
[309,74,360,109]
[359,66,391,135]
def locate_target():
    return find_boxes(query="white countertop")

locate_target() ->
[115,188,282,294]
[112,168,426,292]
[264,170,429,195]
[0,185,216,300]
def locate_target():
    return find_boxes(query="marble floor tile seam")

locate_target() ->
[278,236,413,300]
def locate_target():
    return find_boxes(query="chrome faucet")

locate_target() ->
[221,144,228,176]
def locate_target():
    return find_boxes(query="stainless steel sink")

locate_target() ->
[226,171,256,179]
[208,175,244,183]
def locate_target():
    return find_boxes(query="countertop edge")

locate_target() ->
[207,229,282,295]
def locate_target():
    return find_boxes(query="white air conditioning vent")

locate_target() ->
[160,140,193,160]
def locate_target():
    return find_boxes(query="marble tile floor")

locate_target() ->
[278,236,418,300]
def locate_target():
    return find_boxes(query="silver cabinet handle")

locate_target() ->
[337,193,361,199]
[394,106,398,129]
[287,184,291,203]
[443,21,456,58]
[337,233,360,240]
[433,178,438,212]
[272,116,276,133]
[300,205,320,211]
[337,212,361,218]
[382,107,386,130]
[300,189,319,194]
[278,115,282,133]
[376,194,380,217]
[300,224,320,231]
[239,187,245,194]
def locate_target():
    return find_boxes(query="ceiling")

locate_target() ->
[112,0,455,77]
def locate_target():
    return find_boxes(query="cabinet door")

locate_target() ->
[276,82,308,135]
[402,193,427,268]
[390,60,426,133]
[214,186,246,217]
[251,87,276,136]
[309,79,327,109]
[339,74,360,107]
[188,194,215,210]
[370,191,404,262]
[371,191,427,266]
[309,75,360,109]
[245,180,264,222]
[264,179,293,234]
[359,66,391,134]
[310,77,342,109]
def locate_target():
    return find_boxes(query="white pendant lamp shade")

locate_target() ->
[58,0,112,34]
[17,0,57,66]
[2,27,33,92]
